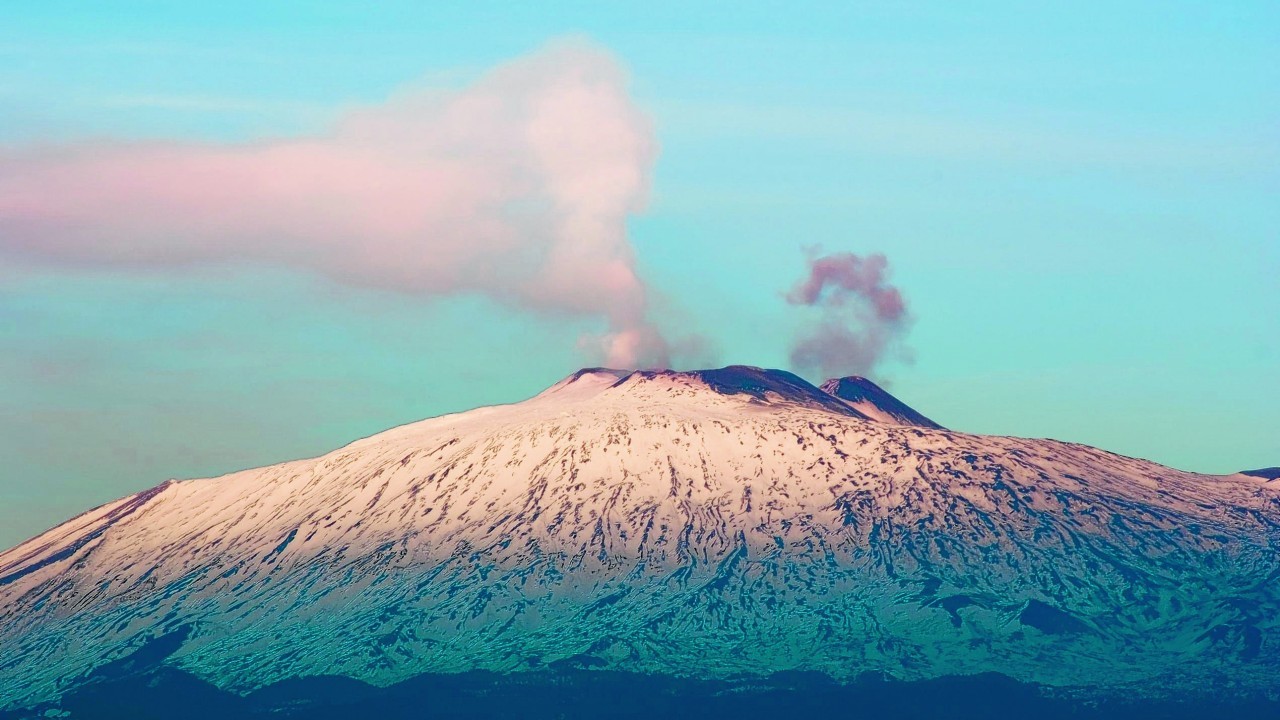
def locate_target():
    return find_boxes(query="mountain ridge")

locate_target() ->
[819,375,943,429]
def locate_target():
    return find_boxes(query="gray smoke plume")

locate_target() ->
[786,251,909,380]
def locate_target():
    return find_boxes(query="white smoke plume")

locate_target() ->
[0,41,671,368]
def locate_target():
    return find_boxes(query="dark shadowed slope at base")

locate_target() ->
[5,667,1280,720]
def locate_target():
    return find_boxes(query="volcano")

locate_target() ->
[2,366,1278,718]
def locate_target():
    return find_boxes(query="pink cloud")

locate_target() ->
[0,41,670,368]
[786,251,910,380]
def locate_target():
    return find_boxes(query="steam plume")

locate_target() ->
[786,251,909,380]
[0,41,670,368]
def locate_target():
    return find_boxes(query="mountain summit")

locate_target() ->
[544,365,942,429]
[820,375,943,429]
[1,367,1277,714]
[545,365,883,419]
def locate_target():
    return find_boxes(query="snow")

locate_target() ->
[1,367,1278,709]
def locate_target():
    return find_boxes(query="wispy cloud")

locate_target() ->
[657,99,1278,172]
[91,93,326,116]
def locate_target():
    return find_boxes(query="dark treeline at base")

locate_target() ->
[5,667,1280,720]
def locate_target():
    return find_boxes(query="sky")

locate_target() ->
[0,1,1276,548]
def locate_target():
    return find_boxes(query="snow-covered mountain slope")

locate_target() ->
[2,366,1278,710]
[820,375,943,429]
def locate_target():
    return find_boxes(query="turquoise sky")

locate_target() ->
[1,2,1277,548]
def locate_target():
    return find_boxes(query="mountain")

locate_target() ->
[819,375,943,429]
[2,366,1278,717]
